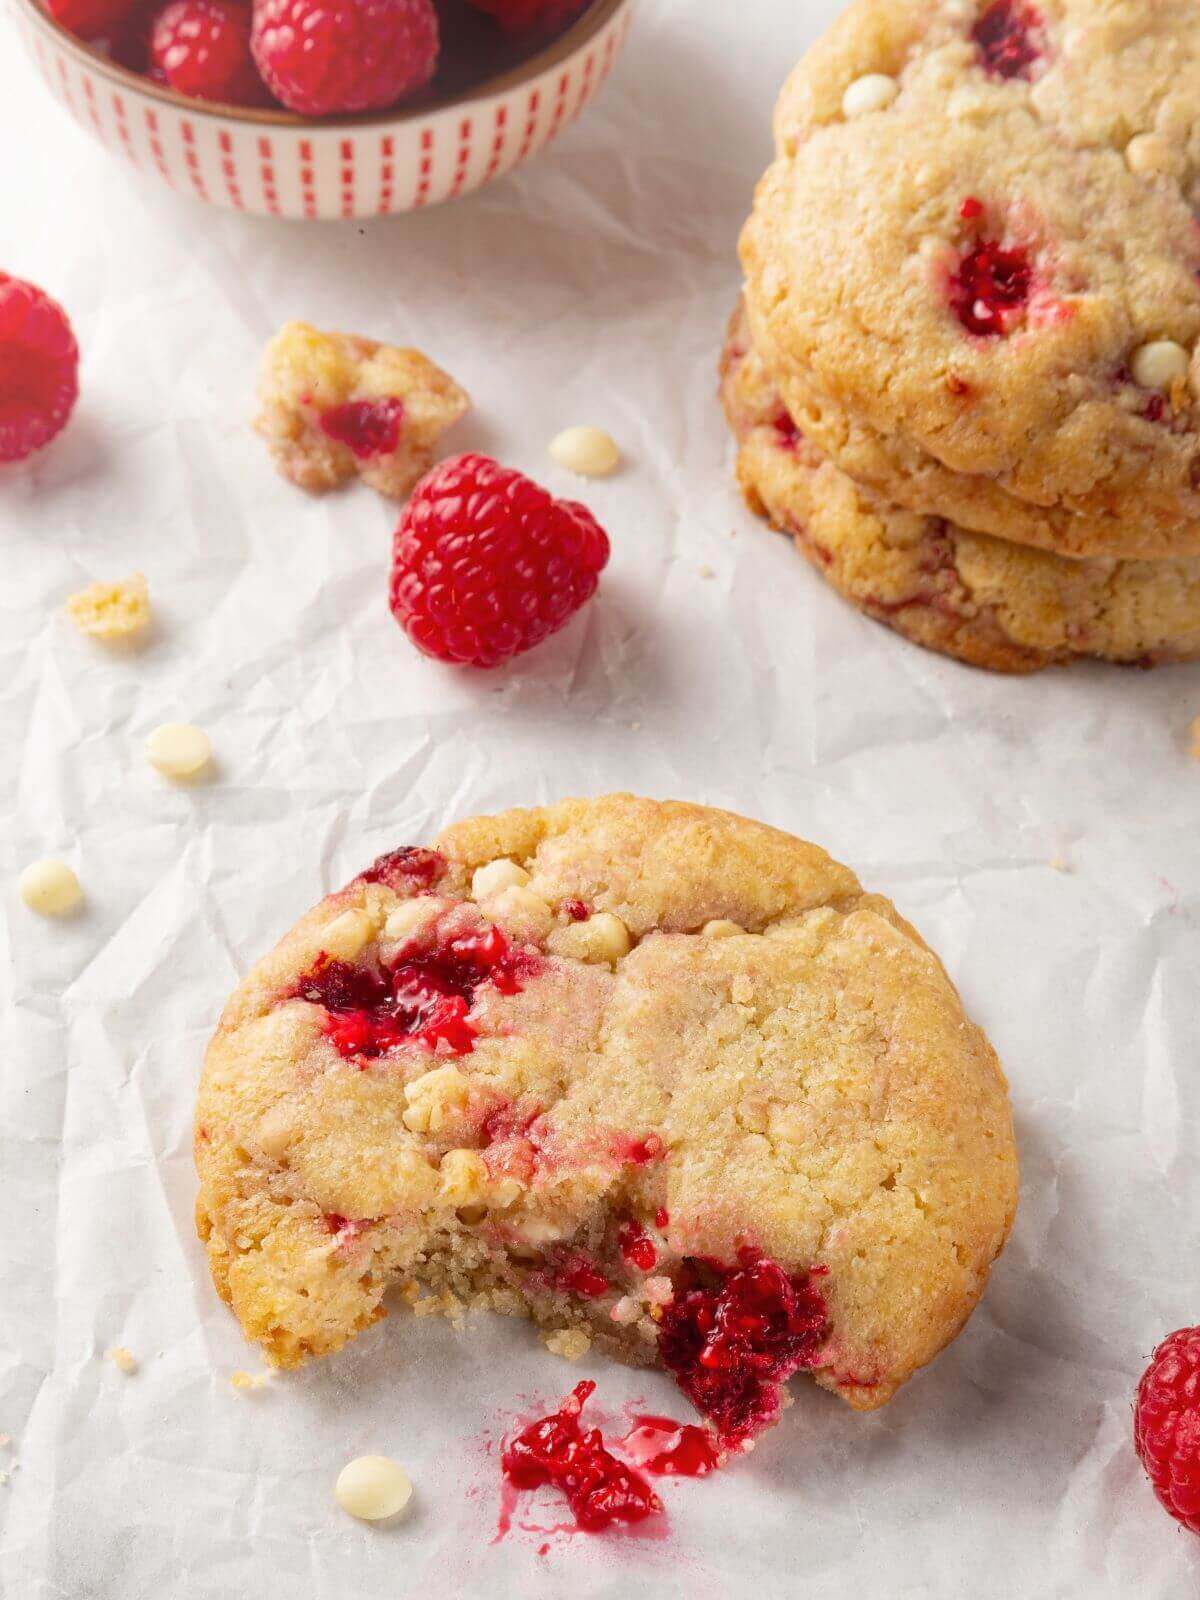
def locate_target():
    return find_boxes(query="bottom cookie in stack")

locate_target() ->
[720,305,1200,675]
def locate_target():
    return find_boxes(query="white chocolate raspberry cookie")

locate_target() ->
[742,0,1200,560]
[254,322,469,499]
[722,305,1200,672]
[196,796,1017,1443]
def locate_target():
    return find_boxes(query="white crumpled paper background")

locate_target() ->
[3,1,1200,1594]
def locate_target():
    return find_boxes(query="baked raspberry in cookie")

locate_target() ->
[742,0,1200,560]
[196,796,1017,1441]
[721,305,1200,673]
[254,322,469,498]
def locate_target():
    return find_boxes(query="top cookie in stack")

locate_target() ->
[729,0,1200,671]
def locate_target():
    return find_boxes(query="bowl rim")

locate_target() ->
[14,0,629,129]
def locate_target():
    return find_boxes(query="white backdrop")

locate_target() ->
[3,3,1200,1595]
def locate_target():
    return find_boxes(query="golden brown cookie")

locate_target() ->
[196,795,1017,1443]
[722,304,1200,671]
[741,0,1200,560]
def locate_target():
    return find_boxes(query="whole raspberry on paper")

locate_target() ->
[390,453,610,667]
[1134,1326,1200,1534]
[0,276,80,465]
[251,0,439,116]
[466,0,586,30]
[45,0,137,40]
[150,0,269,106]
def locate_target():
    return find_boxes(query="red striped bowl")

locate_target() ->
[13,0,632,219]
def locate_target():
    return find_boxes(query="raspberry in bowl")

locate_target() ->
[13,0,631,218]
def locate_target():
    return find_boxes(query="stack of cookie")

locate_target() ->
[723,0,1200,672]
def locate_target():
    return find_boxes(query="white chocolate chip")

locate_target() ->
[402,1065,472,1134]
[106,1347,138,1374]
[547,911,632,965]
[255,1104,299,1159]
[545,1328,592,1361]
[701,919,744,938]
[19,859,83,917]
[549,425,620,478]
[321,909,377,961]
[643,1276,673,1307]
[1125,133,1176,177]
[1130,339,1190,392]
[145,722,211,780]
[471,859,529,899]
[485,884,554,942]
[334,1456,413,1522]
[384,898,441,943]
[842,73,899,118]
[610,1295,641,1325]
[437,1148,488,1206]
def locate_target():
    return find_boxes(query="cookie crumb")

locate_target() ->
[544,1328,592,1361]
[1189,715,1200,760]
[698,563,716,579]
[66,573,150,641]
[334,1456,413,1522]
[1048,855,1071,873]
[106,1347,138,1374]
[230,1369,271,1392]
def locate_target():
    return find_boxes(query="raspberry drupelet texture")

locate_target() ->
[0,276,80,465]
[972,0,1045,81]
[46,0,137,40]
[251,0,439,116]
[150,0,268,105]
[950,238,1033,338]
[466,0,586,31]
[1134,1326,1200,1534]
[501,1380,663,1534]
[389,452,611,667]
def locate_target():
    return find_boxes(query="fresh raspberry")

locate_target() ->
[45,0,138,41]
[108,4,165,76]
[465,0,585,31]
[972,0,1045,81]
[250,0,439,116]
[1134,1326,1200,1534]
[0,276,80,465]
[150,0,268,105]
[389,453,610,668]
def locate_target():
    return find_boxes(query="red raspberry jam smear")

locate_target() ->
[950,239,1033,338]
[972,0,1044,81]
[563,898,590,922]
[295,923,538,1060]
[654,1207,670,1229]
[656,1250,829,1447]
[356,846,445,891]
[318,397,405,459]
[501,1380,663,1534]
[621,1416,721,1477]
[619,1221,658,1273]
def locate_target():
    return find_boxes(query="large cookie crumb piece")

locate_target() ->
[254,321,469,499]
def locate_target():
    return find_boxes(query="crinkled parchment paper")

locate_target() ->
[3,3,1200,1595]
